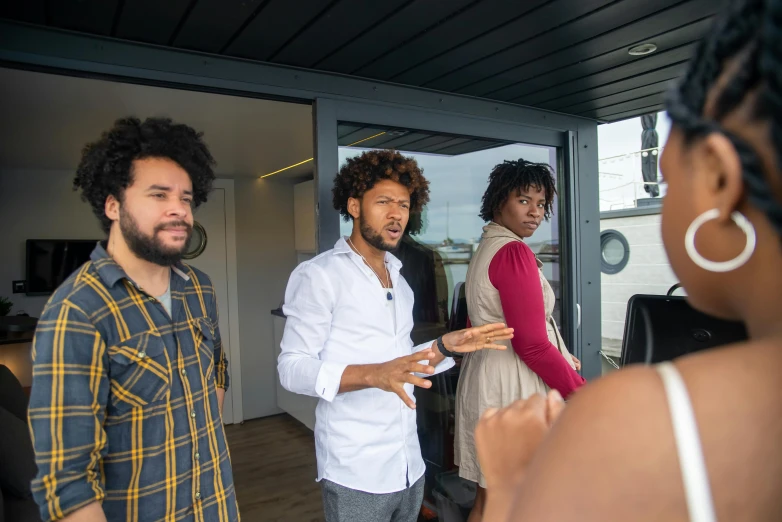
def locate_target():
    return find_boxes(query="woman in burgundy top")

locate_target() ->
[455,159,586,521]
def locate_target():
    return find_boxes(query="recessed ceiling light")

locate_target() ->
[628,43,657,56]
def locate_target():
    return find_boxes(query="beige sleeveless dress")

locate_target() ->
[454,222,576,488]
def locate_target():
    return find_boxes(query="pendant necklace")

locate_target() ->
[347,237,393,301]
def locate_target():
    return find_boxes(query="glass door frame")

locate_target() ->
[313,97,601,380]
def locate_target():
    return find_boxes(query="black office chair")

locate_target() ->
[620,284,747,366]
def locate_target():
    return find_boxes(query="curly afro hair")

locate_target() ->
[332,149,430,221]
[479,159,557,222]
[73,117,216,234]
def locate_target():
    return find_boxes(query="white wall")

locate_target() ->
[0,169,104,385]
[234,177,298,420]
[0,169,104,317]
[600,212,678,353]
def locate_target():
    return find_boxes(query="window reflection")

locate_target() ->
[337,140,560,517]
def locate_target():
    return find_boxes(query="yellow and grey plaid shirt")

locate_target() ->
[28,243,239,522]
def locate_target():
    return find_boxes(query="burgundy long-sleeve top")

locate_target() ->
[484,241,585,398]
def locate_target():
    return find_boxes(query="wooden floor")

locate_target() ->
[225,414,325,522]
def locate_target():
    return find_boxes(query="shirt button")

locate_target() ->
[195,452,200,459]
[190,410,196,418]
[195,492,201,500]
[181,368,187,376]
[138,351,146,359]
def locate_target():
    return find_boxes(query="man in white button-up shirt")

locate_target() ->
[278,150,513,522]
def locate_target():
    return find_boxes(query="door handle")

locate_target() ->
[576,303,581,329]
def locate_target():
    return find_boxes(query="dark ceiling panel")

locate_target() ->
[337,126,389,146]
[224,0,332,61]
[396,0,614,88]
[370,133,432,150]
[581,92,667,119]
[418,137,472,153]
[337,124,364,139]
[47,0,119,36]
[116,0,193,45]
[540,63,685,110]
[355,0,549,81]
[511,43,697,106]
[315,0,475,73]
[454,0,706,97]
[394,135,456,152]
[600,104,667,122]
[0,0,45,24]
[0,0,718,123]
[432,139,504,156]
[173,0,265,53]
[488,19,709,102]
[563,80,672,114]
[272,0,410,68]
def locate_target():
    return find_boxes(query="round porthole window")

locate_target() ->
[183,221,207,260]
[600,230,630,274]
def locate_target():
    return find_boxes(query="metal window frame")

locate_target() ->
[0,18,601,378]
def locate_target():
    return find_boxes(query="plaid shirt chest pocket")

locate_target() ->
[107,330,172,411]
[193,318,215,381]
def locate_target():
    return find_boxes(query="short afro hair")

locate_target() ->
[73,117,216,234]
[332,149,430,221]
[479,159,557,222]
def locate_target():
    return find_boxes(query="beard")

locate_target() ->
[360,216,399,252]
[119,207,192,266]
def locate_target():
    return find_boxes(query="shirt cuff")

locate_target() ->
[315,361,348,402]
[413,340,455,376]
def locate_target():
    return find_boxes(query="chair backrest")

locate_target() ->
[620,294,747,366]
[448,282,468,332]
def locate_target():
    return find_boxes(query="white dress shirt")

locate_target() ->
[278,237,454,494]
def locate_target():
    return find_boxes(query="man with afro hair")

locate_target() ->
[28,117,239,522]
[278,149,513,522]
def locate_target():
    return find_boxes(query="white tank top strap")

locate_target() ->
[655,362,717,522]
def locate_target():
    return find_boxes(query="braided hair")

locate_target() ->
[665,0,782,235]
[479,159,557,222]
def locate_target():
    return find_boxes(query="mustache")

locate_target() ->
[154,221,192,233]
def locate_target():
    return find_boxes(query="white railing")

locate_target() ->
[599,147,665,212]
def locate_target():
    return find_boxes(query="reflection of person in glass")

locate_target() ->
[277,149,513,522]
[396,211,449,329]
[454,159,586,521]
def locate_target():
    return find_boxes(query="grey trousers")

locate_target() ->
[321,476,425,522]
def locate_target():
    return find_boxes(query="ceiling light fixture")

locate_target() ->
[259,131,388,179]
[628,43,657,56]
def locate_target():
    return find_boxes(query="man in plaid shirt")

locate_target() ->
[28,117,239,522]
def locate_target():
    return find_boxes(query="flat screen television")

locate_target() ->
[26,239,99,295]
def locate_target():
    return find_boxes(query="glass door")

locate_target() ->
[312,97,599,518]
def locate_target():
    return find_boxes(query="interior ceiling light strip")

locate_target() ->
[259,131,388,179]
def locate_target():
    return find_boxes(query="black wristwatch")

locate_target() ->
[436,336,460,358]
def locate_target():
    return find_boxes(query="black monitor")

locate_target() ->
[620,294,748,366]
[25,239,98,295]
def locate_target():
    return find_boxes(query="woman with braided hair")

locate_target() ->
[454,159,586,522]
[471,0,782,520]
